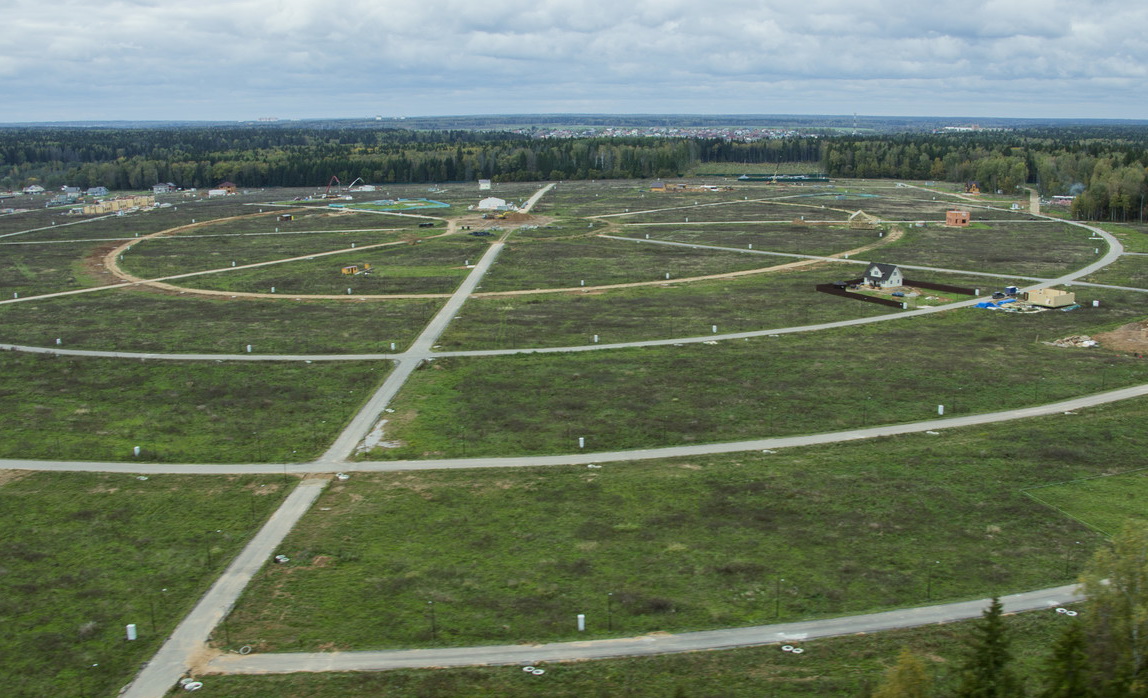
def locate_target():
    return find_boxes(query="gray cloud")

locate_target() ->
[1,0,1145,121]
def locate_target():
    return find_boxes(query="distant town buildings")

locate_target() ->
[522,125,808,142]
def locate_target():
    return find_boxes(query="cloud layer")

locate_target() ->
[2,0,1145,121]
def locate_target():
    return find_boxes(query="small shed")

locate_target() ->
[341,263,372,276]
[946,210,970,226]
[863,263,904,289]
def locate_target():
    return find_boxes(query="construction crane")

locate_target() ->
[346,177,365,191]
[323,176,341,198]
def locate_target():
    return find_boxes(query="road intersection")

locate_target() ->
[2,182,1136,696]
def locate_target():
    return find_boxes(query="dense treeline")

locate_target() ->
[0,127,706,190]
[3,125,1148,222]
[821,128,1148,221]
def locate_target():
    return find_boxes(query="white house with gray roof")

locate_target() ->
[862,263,903,288]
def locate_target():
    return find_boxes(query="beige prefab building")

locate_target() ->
[1025,288,1076,308]
[81,195,155,215]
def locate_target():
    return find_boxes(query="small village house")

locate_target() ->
[863,263,904,289]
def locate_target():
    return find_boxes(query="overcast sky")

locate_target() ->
[2,0,1145,123]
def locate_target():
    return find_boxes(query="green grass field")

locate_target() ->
[119,229,412,278]
[1025,470,1148,536]
[873,221,1100,277]
[1080,254,1148,288]
[1098,223,1148,254]
[612,221,884,256]
[168,237,488,295]
[477,236,812,291]
[0,471,292,698]
[0,240,104,296]
[443,267,899,350]
[615,199,853,225]
[376,290,1148,459]
[0,353,387,462]
[2,178,1147,696]
[0,291,440,353]
[226,396,1144,652]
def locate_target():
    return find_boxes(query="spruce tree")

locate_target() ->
[1040,620,1093,698]
[954,597,1022,698]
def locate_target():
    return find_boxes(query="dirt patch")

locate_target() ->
[0,470,29,487]
[187,646,224,675]
[80,241,125,285]
[1093,320,1148,354]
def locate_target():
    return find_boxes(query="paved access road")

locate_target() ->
[206,585,1083,674]
[318,233,509,462]
[2,183,1133,695]
[121,478,330,698]
[5,382,1148,476]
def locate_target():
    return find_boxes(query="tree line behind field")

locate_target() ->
[2,125,1147,222]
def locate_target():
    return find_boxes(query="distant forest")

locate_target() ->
[2,124,1147,222]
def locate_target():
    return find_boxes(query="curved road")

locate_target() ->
[6,382,1148,476]
[205,584,1083,675]
[4,183,1131,695]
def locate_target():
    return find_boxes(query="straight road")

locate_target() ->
[206,585,1082,674]
[3,184,1130,695]
[121,478,330,698]
[521,182,556,212]
[318,236,508,462]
